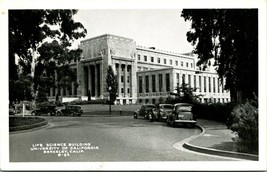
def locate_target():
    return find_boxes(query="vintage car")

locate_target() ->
[157,104,174,122]
[56,105,83,116]
[31,105,57,116]
[134,104,157,120]
[166,103,196,127]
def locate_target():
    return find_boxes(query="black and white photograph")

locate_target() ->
[1,0,266,171]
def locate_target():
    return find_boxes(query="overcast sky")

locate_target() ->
[73,9,194,54]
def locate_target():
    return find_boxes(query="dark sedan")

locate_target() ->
[31,105,57,116]
[56,105,83,116]
[134,104,157,120]
[166,103,196,127]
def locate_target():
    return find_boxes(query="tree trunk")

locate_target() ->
[31,48,37,109]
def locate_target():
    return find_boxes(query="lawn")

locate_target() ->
[9,117,48,132]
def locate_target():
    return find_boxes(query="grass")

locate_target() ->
[9,117,48,132]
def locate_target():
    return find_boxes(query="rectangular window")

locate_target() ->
[121,88,124,94]
[159,74,162,92]
[158,58,160,63]
[188,75,191,87]
[170,60,172,65]
[128,88,130,93]
[181,61,183,67]
[145,75,149,93]
[151,56,154,62]
[138,54,140,60]
[127,76,130,83]
[186,62,189,67]
[182,74,185,83]
[121,75,124,83]
[176,73,179,86]
[176,61,178,66]
[152,75,156,92]
[204,76,206,92]
[191,63,193,68]
[144,55,147,61]
[199,76,202,92]
[164,59,166,64]
[209,77,211,92]
[166,73,170,91]
[139,76,143,93]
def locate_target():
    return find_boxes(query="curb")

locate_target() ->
[182,124,259,161]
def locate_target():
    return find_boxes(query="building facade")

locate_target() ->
[50,34,231,104]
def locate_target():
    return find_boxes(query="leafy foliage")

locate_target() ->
[230,99,258,154]
[106,66,118,104]
[9,10,87,103]
[165,81,201,104]
[181,9,258,102]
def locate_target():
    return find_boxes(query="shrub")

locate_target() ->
[230,100,258,154]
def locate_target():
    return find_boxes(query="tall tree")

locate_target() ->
[106,66,118,113]
[9,10,87,105]
[181,9,258,103]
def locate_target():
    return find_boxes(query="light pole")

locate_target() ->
[108,86,111,114]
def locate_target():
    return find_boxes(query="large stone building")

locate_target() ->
[50,34,231,104]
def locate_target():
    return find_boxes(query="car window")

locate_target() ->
[145,105,156,110]
[177,106,192,112]
[163,105,173,110]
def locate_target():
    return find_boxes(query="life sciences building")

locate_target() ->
[52,34,231,105]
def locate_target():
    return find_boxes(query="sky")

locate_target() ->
[73,9,194,54]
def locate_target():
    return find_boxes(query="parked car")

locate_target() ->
[134,104,157,120]
[31,105,57,116]
[167,103,196,127]
[157,104,174,122]
[56,105,83,116]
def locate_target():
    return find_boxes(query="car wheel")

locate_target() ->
[170,118,175,127]
[48,112,51,116]
[71,112,74,116]
[134,113,138,119]
[32,112,36,116]
[57,112,61,116]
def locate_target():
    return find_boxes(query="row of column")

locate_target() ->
[138,72,170,94]
[84,63,101,97]
[175,73,225,94]
[49,70,77,97]
[116,63,132,97]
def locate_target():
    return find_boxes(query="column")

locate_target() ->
[162,73,166,92]
[117,63,121,97]
[71,82,74,96]
[95,64,99,97]
[99,62,103,96]
[129,65,132,97]
[88,65,92,96]
[155,74,159,92]
[124,64,127,97]
[211,76,214,94]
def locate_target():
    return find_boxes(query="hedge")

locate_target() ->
[192,102,237,125]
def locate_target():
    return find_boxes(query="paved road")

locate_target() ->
[10,115,236,162]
